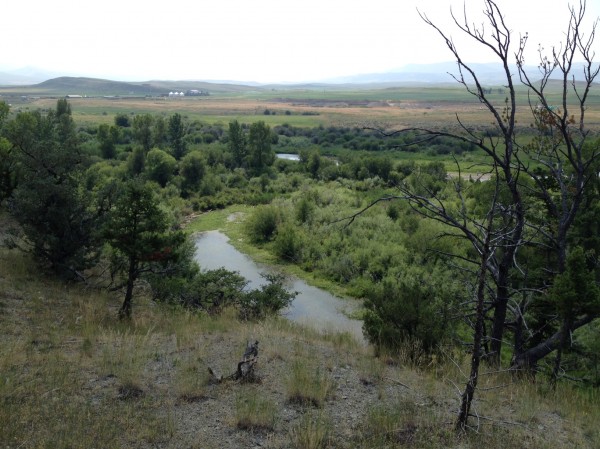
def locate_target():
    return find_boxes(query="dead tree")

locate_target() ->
[402,0,599,429]
[510,0,600,380]
[208,340,260,383]
[417,0,526,368]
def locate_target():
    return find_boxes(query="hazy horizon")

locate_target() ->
[3,0,600,84]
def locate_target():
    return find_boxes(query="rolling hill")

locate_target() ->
[0,76,263,97]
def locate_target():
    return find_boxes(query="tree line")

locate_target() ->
[0,100,295,320]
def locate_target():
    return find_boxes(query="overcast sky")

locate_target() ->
[3,0,600,82]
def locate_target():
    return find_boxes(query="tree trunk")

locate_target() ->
[119,257,137,320]
[489,177,524,367]
[512,314,595,372]
[551,316,572,386]
[457,220,492,431]
[489,282,509,366]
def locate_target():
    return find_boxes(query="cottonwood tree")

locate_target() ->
[97,123,118,159]
[132,113,154,152]
[180,151,206,195]
[228,120,247,168]
[168,112,187,160]
[248,121,275,174]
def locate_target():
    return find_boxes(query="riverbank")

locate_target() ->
[193,230,364,341]
[2,246,597,448]
[185,205,356,301]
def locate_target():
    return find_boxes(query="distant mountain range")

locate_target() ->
[0,62,592,95]
[322,62,519,85]
[0,66,64,85]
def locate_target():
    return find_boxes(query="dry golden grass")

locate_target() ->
[17,93,600,131]
[1,246,599,448]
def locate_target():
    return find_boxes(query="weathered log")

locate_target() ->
[208,340,259,383]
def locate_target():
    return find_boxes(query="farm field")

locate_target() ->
[4,79,600,131]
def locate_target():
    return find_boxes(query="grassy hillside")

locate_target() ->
[1,241,599,448]
[0,76,262,97]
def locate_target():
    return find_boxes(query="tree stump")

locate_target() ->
[208,340,259,383]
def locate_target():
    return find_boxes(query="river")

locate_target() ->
[276,153,300,161]
[193,230,364,342]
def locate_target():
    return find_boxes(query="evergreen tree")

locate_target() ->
[103,179,185,319]
[6,100,100,277]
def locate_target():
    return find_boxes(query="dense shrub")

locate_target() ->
[295,197,315,224]
[181,268,248,314]
[245,205,280,243]
[180,151,206,193]
[273,224,304,263]
[363,275,450,357]
[152,266,296,321]
[238,273,297,320]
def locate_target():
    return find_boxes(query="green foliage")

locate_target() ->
[126,147,145,176]
[168,113,187,160]
[248,120,275,174]
[0,101,9,125]
[238,273,297,320]
[5,101,100,277]
[407,161,448,196]
[307,149,321,178]
[273,223,304,262]
[97,123,117,159]
[245,204,280,243]
[114,113,130,127]
[363,273,451,356]
[296,196,315,224]
[0,136,18,203]
[178,267,248,314]
[386,201,400,221]
[152,115,167,149]
[153,266,295,321]
[145,148,176,187]
[179,151,206,194]
[228,120,247,168]
[549,247,600,320]
[132,114,153,152]
[103,179,186,318]
[0,102,12,201]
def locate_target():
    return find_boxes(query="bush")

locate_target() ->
[181,268,248,314]
[154,267,296,321]
[245,205,280,243]
[180,151,206,193]
[362,275,450,357]
[296,196,315,224]
[238,273,297,320]
[273,224,304,263]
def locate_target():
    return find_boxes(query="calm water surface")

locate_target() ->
[194,231,364,342]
